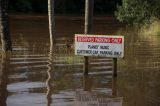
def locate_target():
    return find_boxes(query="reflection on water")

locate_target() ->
[0,15,160,106]
[75,76,123,106]
[46,46,53,106]
[75,91,122,106]
[118,29,160,106]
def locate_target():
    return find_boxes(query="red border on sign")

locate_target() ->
[77,36,122,44]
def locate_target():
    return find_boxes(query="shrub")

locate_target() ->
[115,0,160,26]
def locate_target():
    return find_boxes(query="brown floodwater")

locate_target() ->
[0,15,160,106]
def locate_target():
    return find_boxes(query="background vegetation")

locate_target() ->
[9,0,121,14]
[8,0,160,27]
[115,0,160,25]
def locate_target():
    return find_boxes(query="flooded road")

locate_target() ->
[0,15,160,106]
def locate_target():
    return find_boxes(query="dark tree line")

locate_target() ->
[9,0,121,14]
[116,0,160,25]
[0,0,12,51]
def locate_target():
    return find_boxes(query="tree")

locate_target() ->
[115,0,160,25]
[0,54,10,106]
[84,0,94,75]
[0,0,12,51]
[48,0,56,46]
[9,0,32,12]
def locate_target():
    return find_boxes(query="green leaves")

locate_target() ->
[116,0,160,25]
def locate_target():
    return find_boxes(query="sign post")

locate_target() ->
[113,58,117,77]
[75,34,124,77]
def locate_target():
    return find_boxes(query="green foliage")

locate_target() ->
[115,0,160,25]
[55,0,84,13]
[32,0,48,13]
[94,0,118,14]
[9,0,33,12]
[140,18,160,36]
[8,0,120,14]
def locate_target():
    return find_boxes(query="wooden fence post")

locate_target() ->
[113,58,117,77]
[112,77,117,96]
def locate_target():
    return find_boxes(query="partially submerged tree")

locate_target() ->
[0,54,10,106]
[48,0,56,46]
[84,0,94,75]
[0,0,12,51]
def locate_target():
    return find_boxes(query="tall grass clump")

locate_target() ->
[140,18,160,36]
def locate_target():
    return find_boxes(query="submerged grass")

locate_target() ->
[53,44,83,64]
[140,19,160,36]
[63,56,83,64]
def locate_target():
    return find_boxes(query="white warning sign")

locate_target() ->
[75,34,124,58]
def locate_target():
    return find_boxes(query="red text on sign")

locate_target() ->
[77,36,122,44]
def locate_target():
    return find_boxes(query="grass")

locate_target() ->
[63,56,83,64]
[140,19,160,36]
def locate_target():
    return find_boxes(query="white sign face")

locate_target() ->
[75,34,124,58]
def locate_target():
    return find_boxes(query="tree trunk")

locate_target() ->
[0,0,12,51]
[84,0,94,75]
[85,0,94,34]
[0,54,10,106]
[48,0,56,46]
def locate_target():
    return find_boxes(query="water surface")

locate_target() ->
[0,15,160,106]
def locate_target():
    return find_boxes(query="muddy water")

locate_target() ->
[0,15,160,106]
